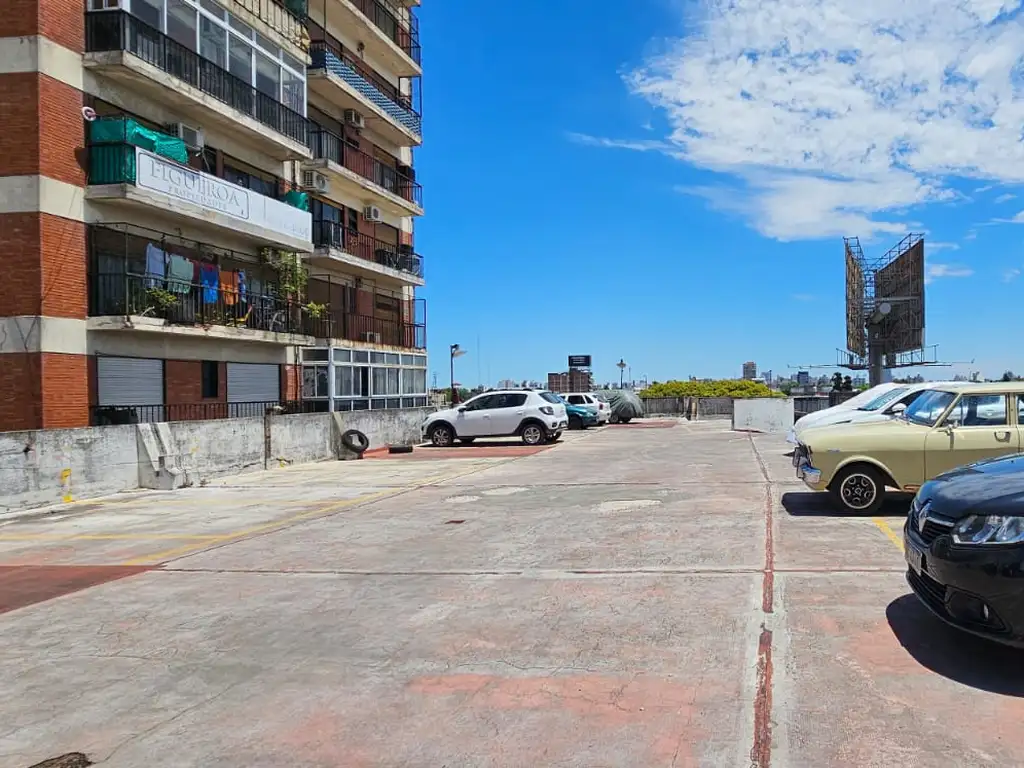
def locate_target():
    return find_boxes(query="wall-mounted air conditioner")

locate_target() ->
[344,109,365,130]
[301,170,330,194]
[166,122,205,152]
[363,205,383,223]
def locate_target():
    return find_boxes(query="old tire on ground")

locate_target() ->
[829,463,886,515]
[568,414,583,431]
[458,438,476,444]
[388,444,413,454]
[341,429,369,454]
[429,423,455,447]
[521,421,546,446]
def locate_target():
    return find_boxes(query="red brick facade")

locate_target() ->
[0,0,85,53]
[165,360,228,405]
[0,352,89,431]
[282,364,301,401]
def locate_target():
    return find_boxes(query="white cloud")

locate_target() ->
[1004,267,1021,282]
[995,193,1017,203]
[925,263,975,283]
[582,0,1024,240]
[928,241,961,251]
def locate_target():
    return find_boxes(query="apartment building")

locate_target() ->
[0,0,427,431]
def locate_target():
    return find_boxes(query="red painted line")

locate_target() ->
[750,626,774,768]
[748,435,775,768]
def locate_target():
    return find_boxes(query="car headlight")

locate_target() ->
[540,406,554,415]
[953,515,1024,545]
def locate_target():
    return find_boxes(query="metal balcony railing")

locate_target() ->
[308,129,422,206]
[349,0,421,64]
[303,311,425,349]
[311,220,423,278]
[85,11,309,146]
[309,40,421,136]
[89,271,309,335]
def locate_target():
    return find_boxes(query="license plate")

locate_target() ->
[906,543,924,576]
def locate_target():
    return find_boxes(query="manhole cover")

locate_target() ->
[28,754,92,768]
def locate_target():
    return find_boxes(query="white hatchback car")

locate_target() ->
[561,392,608,424]
[423,389,568,447]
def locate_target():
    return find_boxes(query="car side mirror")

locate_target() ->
[944,419,960,432]
[458,407,467,413]
[890,403,906,414]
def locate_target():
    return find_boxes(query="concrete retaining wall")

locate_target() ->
[732,398,795,434]
[0,406,434,515]
[0,426,139,514]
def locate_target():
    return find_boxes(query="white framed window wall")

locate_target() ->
[89,0,307,115]
[301,348,427,411]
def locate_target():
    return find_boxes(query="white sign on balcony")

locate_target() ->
[134,147,312,243]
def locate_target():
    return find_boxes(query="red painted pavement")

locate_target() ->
[0,565,152,615]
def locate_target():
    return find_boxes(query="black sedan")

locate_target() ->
[904,453,1024,647]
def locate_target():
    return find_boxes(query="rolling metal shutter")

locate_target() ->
[227,363,280,404]
[97,357,164,406]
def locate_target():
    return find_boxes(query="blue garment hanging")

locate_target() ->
[200,263,219,304]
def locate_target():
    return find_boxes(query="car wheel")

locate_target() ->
[609,414,620,424]
[568,415,583,431]
[429,423,455,447]
[547,431,562,443]
[458,438,476,445]
[521,422,545,446]
[620,417,632,425]
[829,464,886,514]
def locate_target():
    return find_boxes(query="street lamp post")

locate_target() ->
[617,358,627,388]
[450,343,466,404]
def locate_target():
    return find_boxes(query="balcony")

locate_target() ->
[310,220,423,284]
[84,11,311,160]
[87,136,313,252]
[87,223,316,345]
[306,128,422,216]
[305,309,426,349]
[316,0,420,76]
[308,40,421,145]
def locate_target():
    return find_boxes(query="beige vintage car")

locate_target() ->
[794,381,1024,513]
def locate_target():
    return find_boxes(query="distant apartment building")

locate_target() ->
[796,371,811,387]
[0,0,427,431]
[547,370,593,393]
[742,361,757,380]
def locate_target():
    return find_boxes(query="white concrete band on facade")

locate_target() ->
[0,35,83,90]
[0,175,86,220]
[0,316,88,355]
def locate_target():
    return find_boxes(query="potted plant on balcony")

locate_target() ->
[260,247,308,332]
[145,286,178,318]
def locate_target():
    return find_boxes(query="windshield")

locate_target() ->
[539,392,562,404]
[904,390,956,427]
[859,387,910,411]
[841,384,897,409]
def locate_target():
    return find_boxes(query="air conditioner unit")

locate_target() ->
[363,205,383,223]
[300,170,330,194]
[362,332,381,343]
[343,109,365,130]
[166,122,204,151]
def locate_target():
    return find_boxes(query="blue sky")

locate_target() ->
[415,0,1024,387]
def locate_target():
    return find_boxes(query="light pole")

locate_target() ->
[617,358,627,388]
[450,343,466,404]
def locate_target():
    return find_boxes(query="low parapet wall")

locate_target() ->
[732,398,794,434]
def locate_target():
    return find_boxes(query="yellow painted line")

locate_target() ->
[872,517,905,552]
[122,462,496,566]
[0,533,222,542]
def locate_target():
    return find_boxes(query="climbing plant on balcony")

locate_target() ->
[260,248,308,302]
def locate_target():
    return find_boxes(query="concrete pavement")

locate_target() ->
[0,420,1021,767]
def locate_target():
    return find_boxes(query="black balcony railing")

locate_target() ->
[90,272,309,335]
[309,40,421,136]
[350,0,421,64]
[91,399,320,426]
[303,311,425,349]
[311,220,423,278]
[308,129,422,206]
[85,11,309,146]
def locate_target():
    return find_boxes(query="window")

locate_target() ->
[302,365,328,398]
[905,390,955,427]
[201,361,219,398]
[465,394,498,411]
[228,33,252,82]
[539,392,562,404]
[945,394,1008,427]
[567,395,584,405]
[255,51,281,99]
[336,365,353,397]
[346,207,359,232]
[301,348,329,362]
[496,393,527,408]
[167,0,198,50]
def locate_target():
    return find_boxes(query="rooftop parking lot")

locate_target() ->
[1,420,1022,767]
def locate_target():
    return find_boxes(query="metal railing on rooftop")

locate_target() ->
[85,11,309,146]
[349,0,421,64]
[90,400,321,426]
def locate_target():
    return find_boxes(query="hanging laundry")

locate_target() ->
[145,243,166,288]
[167,253,194,294]
[200,263,220,304]
[221,270,239,306]
[237,270,247,302]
